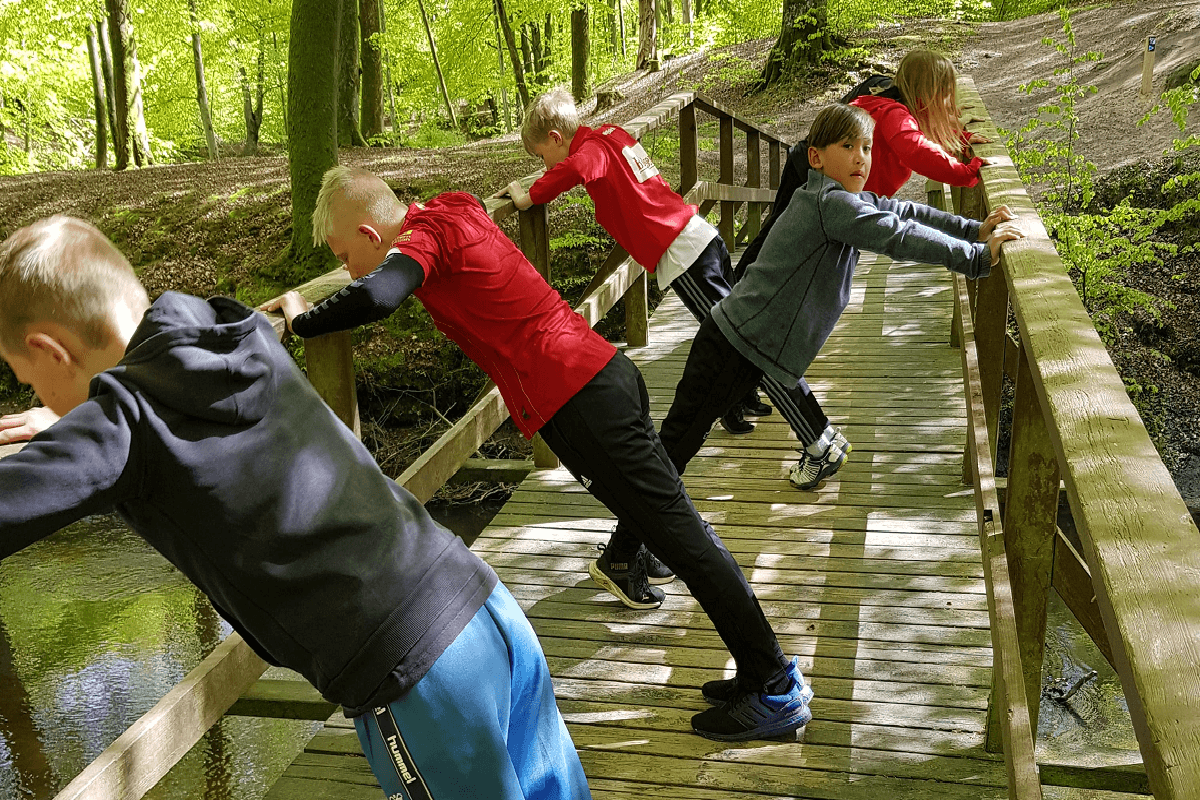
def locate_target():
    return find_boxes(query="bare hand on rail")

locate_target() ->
[0,407,60,444]
[966,132,991,144]
[258,291,312,334]
[978,205,1015,241]
[493,180,534,211]
[986,222,1025,266]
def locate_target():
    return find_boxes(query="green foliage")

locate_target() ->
[1003,10,1170,341]
[548,229,605,250]
[1004,10,1100,214]
[401,119,468,148]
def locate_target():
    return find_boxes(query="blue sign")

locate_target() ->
[1148,36,1156,52]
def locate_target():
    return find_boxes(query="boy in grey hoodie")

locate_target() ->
[658,103,1023,489]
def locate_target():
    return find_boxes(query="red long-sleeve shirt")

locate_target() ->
[399,193,616,438]
[852,95,983,198]
[528,124,696,270]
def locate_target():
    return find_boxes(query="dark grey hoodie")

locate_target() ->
[0,292,496,715]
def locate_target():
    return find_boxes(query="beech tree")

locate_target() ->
[286,0,341,278]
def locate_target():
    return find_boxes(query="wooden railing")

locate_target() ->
[942,76,1200,799]
[46,91,788,800]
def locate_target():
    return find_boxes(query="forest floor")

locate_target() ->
[1,0,1197,504]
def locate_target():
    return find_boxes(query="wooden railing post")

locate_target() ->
[1001,338,1061,737]
[518,204,551,282]
[625,269,649,347]
[927,179,962,348]
[744,129,761,244]
[518,204,560,470]
[679,102,698,197]
[768,140,781,191]
[718,114,735,247]
[304,331,362,438]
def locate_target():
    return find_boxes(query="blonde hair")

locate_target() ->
[521,87,581,153]
[807,104,875,150]
[312,165,405,247]
[0,216,149,354]
[894,50,963,157]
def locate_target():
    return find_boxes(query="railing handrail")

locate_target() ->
[957,75,1200,798]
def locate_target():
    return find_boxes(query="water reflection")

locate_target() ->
[0,499,505,800]
[0,515,320,800]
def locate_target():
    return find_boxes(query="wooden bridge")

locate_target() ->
[31,81,1200,800]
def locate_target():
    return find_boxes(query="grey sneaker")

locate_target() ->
[789,444,847,490]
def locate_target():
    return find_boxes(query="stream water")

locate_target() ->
[0,504,1140,800]
[0,501,502,800]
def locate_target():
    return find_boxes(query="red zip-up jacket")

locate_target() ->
[852,95,983,198]
[528,124,695,270]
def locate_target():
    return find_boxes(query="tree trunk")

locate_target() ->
[86,24,109,168]
[360,0,384,141]
[287,0,341,279]
[240,37,264,155]
[544,13,553,64]
[273,31,288,134]
[520,26,533,81]
[617,0,625,57]
[606,0,618,57]
[636,0,656,70]
[189,0,220,160]
[415,0,457,128]
[376,3,398,138]
[495,0,529,110]
[106,0,152,167]
[680,0,692,44]
[97,19,117,140]
[492,9,512,131]
[105,0,132,169]
[571,5,589,103]
[338,0,367,146]
[530,22,543,83]
[760,0,835,87]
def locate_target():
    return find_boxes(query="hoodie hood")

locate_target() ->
[108,291,277,425]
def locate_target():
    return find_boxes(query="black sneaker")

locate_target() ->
[742,396,773,418]
[588,546,665,610]
[692,658,814,741]
[718,406,754,435]
[597,543,675,585]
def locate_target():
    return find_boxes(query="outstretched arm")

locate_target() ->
[877,109,984,188]
[822,190,993,279]
[261,253,426,338]
[0,396,137,560]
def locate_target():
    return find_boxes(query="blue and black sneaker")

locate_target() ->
[692,657,814,741]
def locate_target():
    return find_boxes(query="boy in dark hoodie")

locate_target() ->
[0,216,592,800]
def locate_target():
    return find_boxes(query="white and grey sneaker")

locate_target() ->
[789,444,847,490]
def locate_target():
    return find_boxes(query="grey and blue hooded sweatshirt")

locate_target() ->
[712,171,991,388]
[0,292,496,715]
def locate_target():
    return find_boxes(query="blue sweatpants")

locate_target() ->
[352,583,592,800]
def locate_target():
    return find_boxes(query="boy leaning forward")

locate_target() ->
[266,166,814,742]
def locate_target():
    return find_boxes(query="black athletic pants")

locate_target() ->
[607,235,827,558]
[539,351,788,689]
